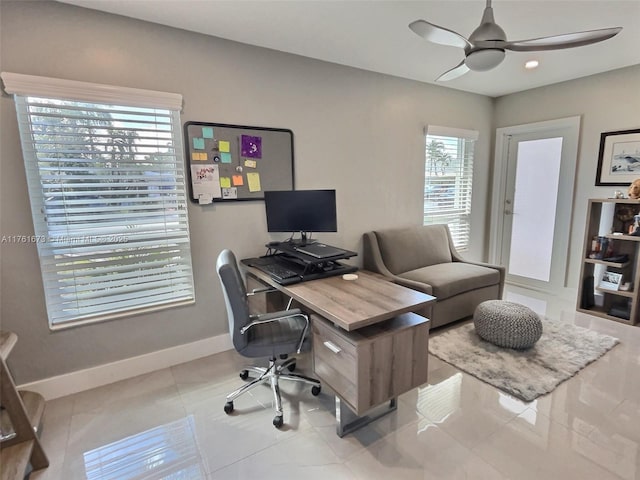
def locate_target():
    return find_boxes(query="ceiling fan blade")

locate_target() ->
[436,60,470,82]
[409,20,472,49]
[502,27,622,52]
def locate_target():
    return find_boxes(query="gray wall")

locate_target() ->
[0,1,494,383]
[494,65,640,291]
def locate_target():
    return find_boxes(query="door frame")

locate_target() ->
[489,116,581,290]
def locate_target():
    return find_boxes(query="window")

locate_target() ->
[2,73,195,329]
[423,126,478,251]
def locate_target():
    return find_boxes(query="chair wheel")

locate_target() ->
[239,370,249,380]
[224,401,234,414]
[273,415,283,428]
[287,362,296,372]
[311,385,321,396]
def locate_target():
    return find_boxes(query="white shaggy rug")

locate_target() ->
[428,318,619,402]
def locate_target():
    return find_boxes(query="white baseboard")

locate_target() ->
[17,334,233,400]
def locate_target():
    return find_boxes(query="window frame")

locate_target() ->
[2,72,195,330]
[423,125,479,251]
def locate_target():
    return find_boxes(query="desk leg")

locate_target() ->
[335,397,397,437]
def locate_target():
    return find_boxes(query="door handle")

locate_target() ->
[504,210,513,215]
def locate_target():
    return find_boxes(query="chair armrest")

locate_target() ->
[240,308,310,353]
[246,286,278,296]
[247,286,296,310]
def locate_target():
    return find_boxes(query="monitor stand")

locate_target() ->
[288,231,314,246]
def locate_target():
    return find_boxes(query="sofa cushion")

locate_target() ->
[374,226,452,274]
[399,262,500,300]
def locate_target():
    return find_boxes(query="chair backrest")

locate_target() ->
[372,224,453,274]
[216,249,250,351]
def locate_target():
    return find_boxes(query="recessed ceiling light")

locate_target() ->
[525,60,539,69]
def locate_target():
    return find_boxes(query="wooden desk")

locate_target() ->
[245,269,433,329]
[243,266,436,436]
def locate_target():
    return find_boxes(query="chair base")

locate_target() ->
[224,356,321,428]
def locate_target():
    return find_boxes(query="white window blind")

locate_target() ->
[2,73,194,328]
[423,126,478,251]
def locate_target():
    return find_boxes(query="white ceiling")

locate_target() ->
[58,0,640,97]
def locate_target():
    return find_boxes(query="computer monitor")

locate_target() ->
[264,189,337,244]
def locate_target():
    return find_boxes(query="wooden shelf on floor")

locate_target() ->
[0,441,34,480]
[0,330,49,479]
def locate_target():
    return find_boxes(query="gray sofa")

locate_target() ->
[363,224,505,328]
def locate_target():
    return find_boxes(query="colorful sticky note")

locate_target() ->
[247,172,261,192]
[244,159,257,168]
[193,137,205,150]
[221,152,232,163]
[220,177,231,189]
[232,175,244,186]
[218,141,230,153]
[202,127,214,139]
[191,152,201,161]
[241,135,262,158]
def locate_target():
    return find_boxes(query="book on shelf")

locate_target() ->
[580,276,595,309]
[608,300,631,320]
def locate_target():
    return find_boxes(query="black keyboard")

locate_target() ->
[258,263,300,282]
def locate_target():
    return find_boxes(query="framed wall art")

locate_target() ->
[599,271,623,291]
[595,128,640,186]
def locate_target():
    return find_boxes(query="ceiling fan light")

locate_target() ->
[465,49,505,71]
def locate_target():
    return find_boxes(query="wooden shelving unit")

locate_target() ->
[0,331,48,480]
[577,199,640,325]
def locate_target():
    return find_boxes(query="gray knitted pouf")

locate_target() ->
[473,300,542,350]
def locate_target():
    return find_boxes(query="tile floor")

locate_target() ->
[30,286,640,479]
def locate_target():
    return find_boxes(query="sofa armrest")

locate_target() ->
[390,275,434,295]
[451,250,505,298]
[363,232,434,295]
[363,231,395,277]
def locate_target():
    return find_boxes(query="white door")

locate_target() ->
[491,117,580,292]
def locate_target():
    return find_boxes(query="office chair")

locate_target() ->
[216,249,321,428]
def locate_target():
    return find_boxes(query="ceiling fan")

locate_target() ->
[409,0,622,82]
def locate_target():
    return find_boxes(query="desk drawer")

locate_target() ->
[311,316,359,410]
[312,312,430,415]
